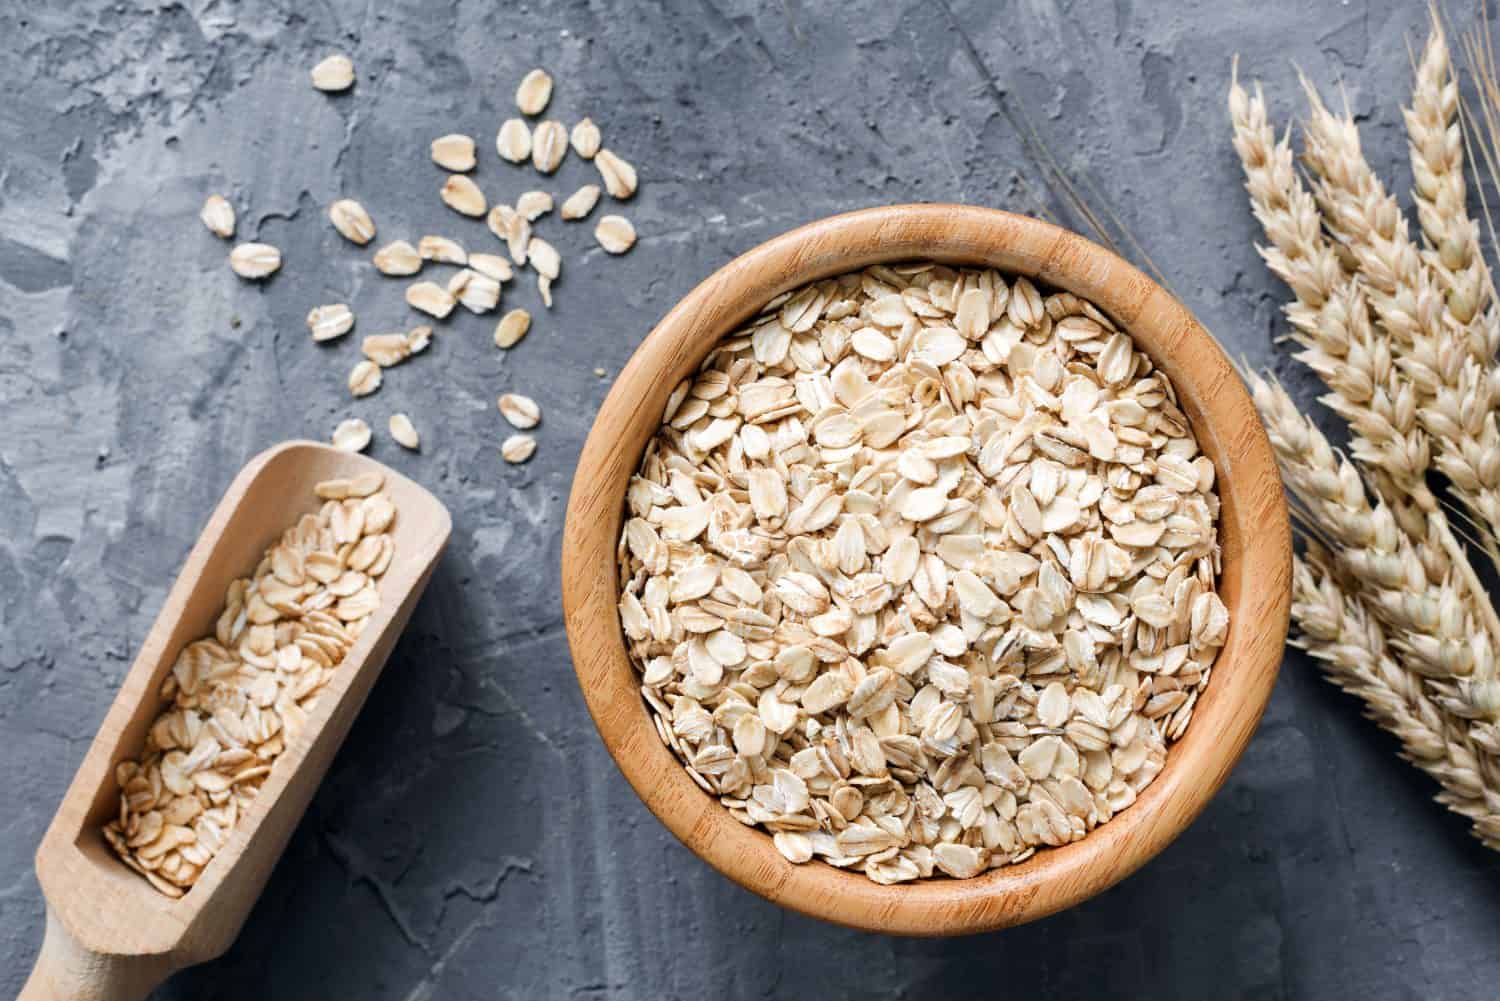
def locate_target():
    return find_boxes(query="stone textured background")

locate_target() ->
[4,1,1500,998]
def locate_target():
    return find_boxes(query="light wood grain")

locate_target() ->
[23,441,451,999]
[561,204,1292,936]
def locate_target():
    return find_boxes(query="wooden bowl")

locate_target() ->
[561,204,1291,935]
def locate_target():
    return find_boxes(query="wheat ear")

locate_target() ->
[1248,373,1494,686]
[1407,15,1494,347]
[1229,74,1433,493]
[1301,78,1500,563]
[1228,68,1346,312]
[1291,553,1500,849]
[1229,71,1500,620]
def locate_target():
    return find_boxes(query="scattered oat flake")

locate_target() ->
[594,149,637,199]
[496,119,532,163]
[528,237,560,280]
[560,185,600,221]
[331,417,371,452]
[329,199,376,244]
[418,235,466,265]
[517,191,553,221]
[200,195,235,239]
[489,206,531,265]
[373,240,422,276]
[457,271,501,313]
[310,54,355,92]
[229,243,280,279]
[501,433,536,463]
[531,121,568,174]
[494,308,531,349]
[570,118,601,159]
[307,303,354,342]
[440,175,487,217]
[499,393,541,429]
[389,413,420,450]
[516,68,553,115]
[537,274,554,308]
[594,215,636,254]
[430,133,476,172]
[363,332,414,367]
[406,281,456,319]
[348,359,382,397]
[468,253,514,282]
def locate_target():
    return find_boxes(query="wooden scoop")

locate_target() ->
[21,441,451,1000]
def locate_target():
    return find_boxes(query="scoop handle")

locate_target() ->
[18,909,173,1001]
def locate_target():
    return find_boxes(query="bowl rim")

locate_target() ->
[562,204,1291,936]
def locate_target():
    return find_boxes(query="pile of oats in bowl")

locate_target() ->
[615,263,1230,884]
[104,473,397,896]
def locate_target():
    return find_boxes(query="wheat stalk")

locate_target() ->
[1291,551,1500,849]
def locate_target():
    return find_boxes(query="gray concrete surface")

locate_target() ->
[3,0,1499,998]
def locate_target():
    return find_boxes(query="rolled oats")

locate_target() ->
[528,237,560,281]
[228,243,281,280]
[497,118,532,163]
[331,417,371,452]
[561,184,601,221]
[329,199,376,245]
[373,240,423,276]
[103,476,397,894]
[517,191,554,221]
[406,281,456,319]
[494,308,531,349]
[499,393,541,429]
[571,118,602,159]
[594,215,636,254]
[531,120,568,174]
[469,253,514,282]
[594,149,637,199]
[516,68,553,115]
[430,133,477,172]
[362,325,429,368]
[389,413,420,450]
[348,359,382,397]
[455,270,501,314]
[418,235,467,265]
[440,175,487,217]
[200,195,235,239]
[310,54,355,92]
[488,205,531,265]
[616,263,1229,883]
[502,433,536,463]
[307,303,355,343]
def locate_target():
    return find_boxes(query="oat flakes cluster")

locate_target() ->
[617,263,1229,883]
[201,64,641,463]
[103,474,397,896]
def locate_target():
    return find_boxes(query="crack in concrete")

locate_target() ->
[320,826,431,954]
[441,671,566,760]
[398,857,533,1001]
